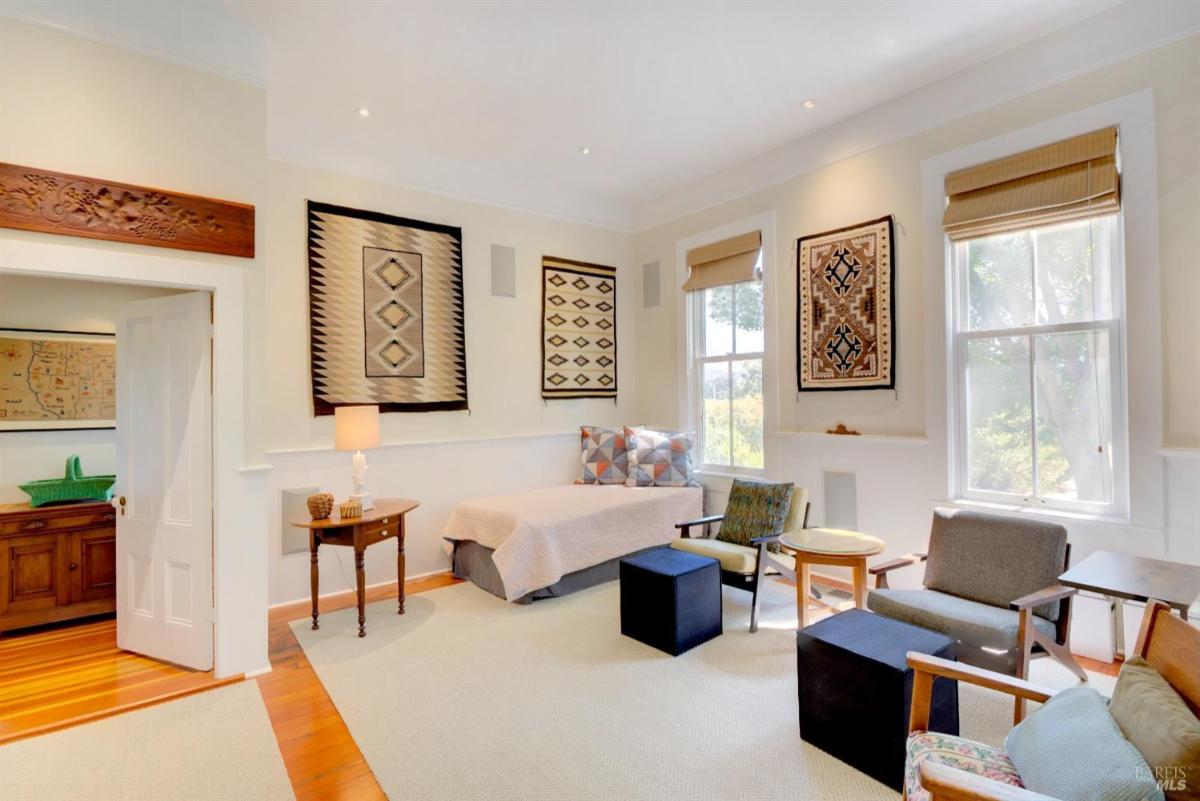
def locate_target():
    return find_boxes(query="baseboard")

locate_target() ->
[268,568,454,610]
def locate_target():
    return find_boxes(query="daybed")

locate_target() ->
[443,484,702,603]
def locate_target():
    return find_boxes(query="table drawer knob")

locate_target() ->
[382,518,389,524]
[380,530,389,537]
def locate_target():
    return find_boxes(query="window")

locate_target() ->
[951,215,1125,513]
[691,263,765,471]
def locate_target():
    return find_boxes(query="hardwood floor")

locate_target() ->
[0,570,1117,801]
[262,573,461,801]
[0,616,238,745]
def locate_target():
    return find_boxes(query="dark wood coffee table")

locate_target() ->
[1059,549,1200,658]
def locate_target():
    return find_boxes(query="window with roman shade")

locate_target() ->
[682,230,762,292]
[942,127,1120,241]
[944,126,1128,515]
[683,229,765,471]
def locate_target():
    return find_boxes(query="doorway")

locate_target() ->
[0,274,226,743]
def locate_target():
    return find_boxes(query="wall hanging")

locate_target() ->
[541,256,616,399]
[796,215,895,391]
[0,328,115,431]
[307,201,468,414]
[0,163,254,257]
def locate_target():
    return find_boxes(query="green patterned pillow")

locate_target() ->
[717,479,793,546]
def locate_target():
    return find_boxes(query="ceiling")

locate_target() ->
[1,0,1155,228]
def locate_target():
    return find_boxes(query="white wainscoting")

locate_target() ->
[266,431,580,606]
[694,434,1199,662]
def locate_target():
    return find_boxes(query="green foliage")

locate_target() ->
[964,219,1108,501]
[707,281,764,333]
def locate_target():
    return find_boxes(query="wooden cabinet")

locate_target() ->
[0,501,116,633]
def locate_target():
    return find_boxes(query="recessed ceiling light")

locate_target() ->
[357,107,371,118]
[578,146,591,155]
[802,99,816,109]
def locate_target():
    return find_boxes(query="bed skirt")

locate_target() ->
[451,540,663,604]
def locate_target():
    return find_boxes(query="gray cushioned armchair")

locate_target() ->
[867,509,1085,716]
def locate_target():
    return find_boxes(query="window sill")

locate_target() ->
[693,467,768,482]
[941,497,1131,527]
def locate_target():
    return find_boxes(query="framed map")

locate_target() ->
[0,329,116,431]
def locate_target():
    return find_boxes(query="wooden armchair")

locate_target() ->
[904,599,1200,800]
[670,484,809,632]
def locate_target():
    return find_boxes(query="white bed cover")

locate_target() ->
[443,484,703,601]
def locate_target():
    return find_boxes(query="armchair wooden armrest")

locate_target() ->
[748,532,782,545]
[676,514,723,539]
[868,553,927,588]
[907,652,1056,733]
[918,762,1061,801]
[1009,584,1076,611]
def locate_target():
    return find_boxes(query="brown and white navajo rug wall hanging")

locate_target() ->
[541,256,617,399]
[796,216,895,391]
[307,201,468,414]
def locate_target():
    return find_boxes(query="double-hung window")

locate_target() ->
[684,231,765,472]
[946,127,1126,515]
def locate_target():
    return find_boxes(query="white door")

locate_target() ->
[114,291,213,670]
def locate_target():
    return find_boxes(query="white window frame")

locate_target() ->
[949,216,1129,516]
[689,279,766,474]
[675,211,778,479]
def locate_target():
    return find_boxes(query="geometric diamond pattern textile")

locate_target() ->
[796,216,895,391]
[308,201,467,414]
[363,246,423,377]
[624,426,693,487]
[578,425,632,484]
[542,256,617,399]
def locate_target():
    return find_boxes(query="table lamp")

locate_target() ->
[334,405,380,511]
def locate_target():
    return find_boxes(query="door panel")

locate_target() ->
[115,291,213,670]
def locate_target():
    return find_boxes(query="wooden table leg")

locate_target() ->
[397,521,406,615]
[797,559,812,629]
[355,546,367,638]
[309,535,320,630]
[852,558,868,610]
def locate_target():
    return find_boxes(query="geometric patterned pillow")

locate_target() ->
[579,425,632,485]
[716,479,793,546]
[623,426,693,487]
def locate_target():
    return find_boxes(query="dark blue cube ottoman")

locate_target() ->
[797,608,959,791]
[619,547,722,656]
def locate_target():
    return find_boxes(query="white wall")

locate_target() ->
[259,153,635,607]
[0,17,637,611]
[633,35,1200,659]
[268,432,579,603]
[0,275,183,503]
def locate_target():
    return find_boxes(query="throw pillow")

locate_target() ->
[578,425,633,485]
[1005,685,1165,801]
[716,479,793,547]
[624,426,693,487]
[1110,657,1200,801]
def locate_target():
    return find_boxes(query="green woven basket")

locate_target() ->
[19,456,116,508]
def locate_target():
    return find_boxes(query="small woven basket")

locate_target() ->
[339,499,363,520]
[306,492,335,519]
[19,456,116,508]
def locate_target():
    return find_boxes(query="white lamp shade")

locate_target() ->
[334,405,381,451]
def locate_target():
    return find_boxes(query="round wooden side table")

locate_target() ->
[779,528,885,629]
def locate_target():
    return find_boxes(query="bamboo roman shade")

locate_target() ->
[682,230,762,292]
[943,127,1120,241]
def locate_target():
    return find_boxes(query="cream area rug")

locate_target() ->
[292,577,1113,801]
[0,682,294,801]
